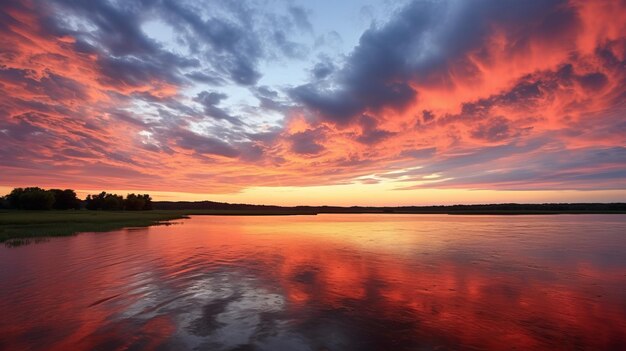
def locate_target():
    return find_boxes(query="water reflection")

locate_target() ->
[1,215,625,350]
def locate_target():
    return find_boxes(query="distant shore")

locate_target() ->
[152,201,626,215]
[1,203,625,243]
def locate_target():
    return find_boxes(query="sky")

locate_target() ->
[0,0,625,206]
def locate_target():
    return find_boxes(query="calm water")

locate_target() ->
[1,214,625,350]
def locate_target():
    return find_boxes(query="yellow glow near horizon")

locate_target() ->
[2,184,624,206]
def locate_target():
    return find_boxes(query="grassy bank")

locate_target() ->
[0,210,186,242]
[0,209,315,243]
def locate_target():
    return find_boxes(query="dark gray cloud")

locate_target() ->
[288,6,313,34]
[237,142,265,162]
[193,91,243,125]
[291,0,573,125]
[470,116,516,142]
[272,30,308,60]
[0,116,46,142]
[26,0,318,167]
[250,86,291,113]
[97,55,191,88]
[246,127,282,144]
[577,72,609,91]
[184,70,227,86]
[356,115,396,144]
[400,147,437,159]
[158,0,263,85]
[0,68,89,102]
[172,128,240,158]
[48,0,159,56]
[311,57,335,80]
[421,110,435,124]
[41,0,200,89]
[39,0,313,91]
[289,128,326,155]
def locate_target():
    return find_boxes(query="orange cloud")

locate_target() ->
[0,0,624,202]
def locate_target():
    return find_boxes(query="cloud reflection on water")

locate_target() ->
[0,215,625,350]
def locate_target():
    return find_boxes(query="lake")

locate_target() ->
[1,214,625,350]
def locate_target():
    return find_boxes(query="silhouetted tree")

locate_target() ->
[124,193,145,211]
[0,195,8,209]
[6,188,24,208]
[50,189,80,210]
[7,187,55,210]
[103,194,124,210]
[85,192,124,210]
[123,193,153,210]
[85,193,102,210]
[141,194,153,210]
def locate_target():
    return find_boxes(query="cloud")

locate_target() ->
[172,129,240,158]
[193,91,243,125]
[310,57,336,80]
[0,0,625,195]
[393,140,626,191]
[288,6,313,34]
[470,116,517,142]
[290,0,588,125]
[251,86,290,112]
[399,147,437,160]
[355,115,396,144]
[577,72,609,91]
[289,128,326,155]
[158,0,263,85]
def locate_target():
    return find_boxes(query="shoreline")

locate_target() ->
[2,209,625,243]
[0,210,317,243]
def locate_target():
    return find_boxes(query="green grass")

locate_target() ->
[0,209,316,243]
[0,210,187,242]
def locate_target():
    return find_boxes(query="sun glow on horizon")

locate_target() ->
[2,184,624,207]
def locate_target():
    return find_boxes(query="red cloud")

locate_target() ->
[0,0,625,195]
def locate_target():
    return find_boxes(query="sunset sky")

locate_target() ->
[1,0,625,205]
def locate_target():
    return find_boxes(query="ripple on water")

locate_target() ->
[0,214,625,350]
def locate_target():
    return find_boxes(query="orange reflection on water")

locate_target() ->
[0,214,625,350]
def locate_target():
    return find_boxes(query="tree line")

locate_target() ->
[0,187,152,211]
